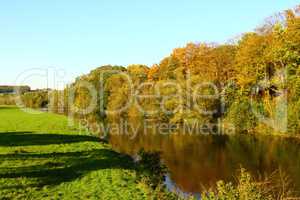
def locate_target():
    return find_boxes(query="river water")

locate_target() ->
[109,131,300,195]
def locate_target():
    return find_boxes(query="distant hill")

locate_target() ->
[0,86,31,94]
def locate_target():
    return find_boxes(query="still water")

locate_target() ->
[109,131,300,195]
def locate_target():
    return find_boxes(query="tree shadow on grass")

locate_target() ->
[0,148,135,188]
[0,106,17,110]
[0,132,100,146]
[0,131,135,191]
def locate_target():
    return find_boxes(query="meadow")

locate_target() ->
[0,106,164,200]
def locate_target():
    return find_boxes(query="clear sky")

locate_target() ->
[0,0,298,89]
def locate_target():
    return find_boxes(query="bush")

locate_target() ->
[288,100,300,134]
[202,169,294,200]
[137,149,168,189]
[225,98,258,133]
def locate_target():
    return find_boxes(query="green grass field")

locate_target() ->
[0,106,156,200]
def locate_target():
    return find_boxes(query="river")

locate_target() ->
[109,130,300,196]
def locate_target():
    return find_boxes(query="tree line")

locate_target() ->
[2,6,299,135]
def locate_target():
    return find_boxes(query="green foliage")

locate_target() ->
[287,100,300,134]
[0,94,15,105]
[21,91,49,109]
[225,98,258,133]
[202,169,270,200]
[137,149,168,189]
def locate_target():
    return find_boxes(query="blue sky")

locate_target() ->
[0,0,298,89]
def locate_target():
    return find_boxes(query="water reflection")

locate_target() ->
[109,130,300,194]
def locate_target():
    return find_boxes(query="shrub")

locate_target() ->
[202,169,295,200]
[225,98,258,133]
[137,149,168,189]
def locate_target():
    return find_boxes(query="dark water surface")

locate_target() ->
[109,132,300,195]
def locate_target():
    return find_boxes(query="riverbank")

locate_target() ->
[0,106,176,200]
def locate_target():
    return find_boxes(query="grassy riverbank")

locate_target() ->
[0,106,170,200]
